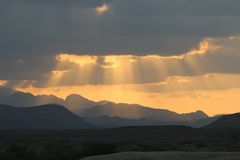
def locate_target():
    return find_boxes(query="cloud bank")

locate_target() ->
[1,0,240,89]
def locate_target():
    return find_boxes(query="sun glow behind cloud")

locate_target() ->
[185,39,219,56]
[96,4,109,14]
[49,38,219,86]
[56,54,97,67]
[11,36,240,115]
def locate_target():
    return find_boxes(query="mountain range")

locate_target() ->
[0,86,225,128]
[81,102,210,127]
[0,87,97,113]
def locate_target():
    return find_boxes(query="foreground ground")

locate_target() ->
[81,152,240,160]
[0,126,240,159]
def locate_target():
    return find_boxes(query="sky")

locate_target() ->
[1,0,240,115]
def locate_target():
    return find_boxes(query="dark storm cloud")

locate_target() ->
[1,0,240,56]
[0,0,111,55]
[0,0,240,81]
[0,55,56,80]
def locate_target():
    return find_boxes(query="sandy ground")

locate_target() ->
[80,152,240,160]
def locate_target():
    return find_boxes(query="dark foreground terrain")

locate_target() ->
[81,152,240,160]
[1,126,240,160]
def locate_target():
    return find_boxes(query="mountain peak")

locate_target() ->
[66,94,91,101]
[64,94,97,111]
[195,110,208,117]
[181,110,208,121]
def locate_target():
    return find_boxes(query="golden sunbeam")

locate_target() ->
[51,38,221,87]
[22,37,224,92]
[14,36,240,116]
[103,55,135,84]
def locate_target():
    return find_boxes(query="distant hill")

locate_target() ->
[0,86,212,127]
[192,115,222,127]
[0,89,96,112]
[0,86,98,114]
[205,113,240,129]
[0,92,64,107]
[81,102,208,124]
[64,94,97,113]
[0,104,93,129]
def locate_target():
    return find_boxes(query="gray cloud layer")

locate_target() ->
[1,0,240,56]
[1,0,240,83]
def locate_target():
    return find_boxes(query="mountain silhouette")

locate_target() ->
[0,91,64,107]
[0,86,212,127]
[192,115,223,127]
[64,94,97,113]
[0,89,96,112]
[205,113,240,129]
[81,102,208,124]
[0,104,93,129]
